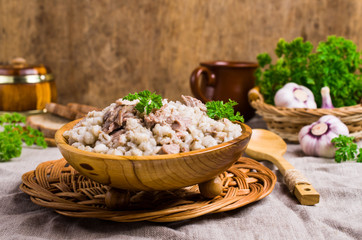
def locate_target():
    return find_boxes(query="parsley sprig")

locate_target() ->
[331,135,361,163]
[206,100,244,122]
[123,90,163,114]
[0,113,47,162]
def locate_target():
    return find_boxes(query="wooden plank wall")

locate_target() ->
[0,0,361,107]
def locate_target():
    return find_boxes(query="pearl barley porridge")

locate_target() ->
[63,95,242,156]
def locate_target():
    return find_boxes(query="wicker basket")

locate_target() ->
[248,87,362,142]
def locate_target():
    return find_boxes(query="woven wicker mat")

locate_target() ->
[20,157,276,222]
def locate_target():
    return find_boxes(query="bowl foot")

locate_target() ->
[198,177,223,199]
[105,188,130,209]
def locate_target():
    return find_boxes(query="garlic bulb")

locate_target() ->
[298,115,349,158]
[321,86,334,109]
[274,82,317,108]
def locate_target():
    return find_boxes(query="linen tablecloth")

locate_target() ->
[0,116,361,240]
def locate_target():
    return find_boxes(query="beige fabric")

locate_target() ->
[0,116,361,240]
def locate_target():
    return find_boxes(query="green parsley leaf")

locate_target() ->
[331,135,361,163]
[357,149,362,163]
[0,113,47,162]
[206,99,244,122]
[0,112,26,124]
[123,90,163,115]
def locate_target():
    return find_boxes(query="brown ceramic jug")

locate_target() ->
[190,61,258,121]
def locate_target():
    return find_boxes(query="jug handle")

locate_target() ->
[189,67,216,103]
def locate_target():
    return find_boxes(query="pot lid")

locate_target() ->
[0,58,53,84]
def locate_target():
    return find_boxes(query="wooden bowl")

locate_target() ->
[55,119,252,191]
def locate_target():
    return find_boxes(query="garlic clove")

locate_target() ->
[321,86,334,109]
[316,133,338,158]
[299,131,319,156]
[298,124,311,142]
[274,87,295,107]
[322,115,349,135]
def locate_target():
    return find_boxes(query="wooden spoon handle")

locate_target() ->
[283,167,320,205]
[294,184,320,206]
[246,151,320,205]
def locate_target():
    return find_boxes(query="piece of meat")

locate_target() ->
[116,105,135,126]
[171,116,192,132]
[102,105,123,134]
[143,104,170,128]
[181,95,207,112]
[171,120,184,132]
[159,144,180,154]
[102,104,136,134]
[144,102,193,132]
[144,113,164,127]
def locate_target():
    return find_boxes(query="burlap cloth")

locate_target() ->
[0,116,361,240]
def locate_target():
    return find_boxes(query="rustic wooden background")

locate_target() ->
[0,0,361,108]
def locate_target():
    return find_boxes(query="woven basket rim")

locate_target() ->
[248,87,362,114]
[248,87,362,120]
[259,100,362,112]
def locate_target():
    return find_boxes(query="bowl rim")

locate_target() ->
[55,118,252,161]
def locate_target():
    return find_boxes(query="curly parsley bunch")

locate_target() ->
[0,113,47,162]
[332,135,362,163]
[255,36,362,107]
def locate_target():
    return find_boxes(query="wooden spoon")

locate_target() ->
[245,129,320,205]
